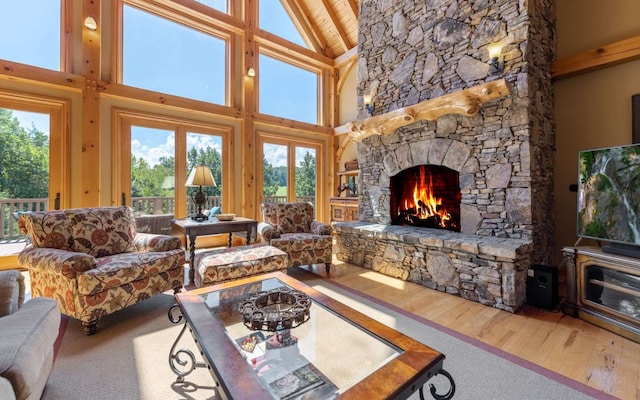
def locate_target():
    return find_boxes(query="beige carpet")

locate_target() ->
[42,271,613,400]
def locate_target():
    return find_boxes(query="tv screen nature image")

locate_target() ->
[577,144,640,245]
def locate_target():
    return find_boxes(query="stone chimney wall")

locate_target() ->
[355,0,555,264]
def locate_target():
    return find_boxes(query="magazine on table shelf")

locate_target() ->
[233,331,338,399]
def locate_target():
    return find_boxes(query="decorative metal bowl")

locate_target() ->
[238,287,311,332]
[216,213,236,221]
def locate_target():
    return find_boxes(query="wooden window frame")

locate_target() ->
[256,130,326,220]
[112,108,233,219]
[113,0,234,107]
[256,46,323,125]
[0,89,71,268]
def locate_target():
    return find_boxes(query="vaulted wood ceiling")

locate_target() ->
[285,0,359,61]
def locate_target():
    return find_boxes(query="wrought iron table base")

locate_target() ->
[168,304,208,383]
[420,368,456,400]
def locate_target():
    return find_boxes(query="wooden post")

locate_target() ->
[81,0,102,206]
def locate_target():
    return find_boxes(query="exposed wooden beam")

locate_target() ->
[81,0,102,206]
[130,0,245,33]
[553,34,640,80]
[252,112,333,135]
[102,83,244,120]
[281,0,328,56]
[334,45,357,67]
[242,0,257,219]
[346,79,510,142]
[255,30,334,68]
[319,0,351,53]
[346,0,358,20]
[334,123,349,135]
[0,59,84,90]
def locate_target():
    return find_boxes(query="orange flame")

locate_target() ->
[397,167,453,228]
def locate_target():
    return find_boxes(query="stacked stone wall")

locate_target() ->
[355,0,555,265]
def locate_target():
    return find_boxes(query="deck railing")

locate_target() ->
[0,195,316,240]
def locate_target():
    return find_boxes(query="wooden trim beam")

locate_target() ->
[346,79,510,142]
[346,0,358,21]
[254,30,334,68]
[553,34,640,80]
[0,59,84,90]
[101,82,244,120]
[319,0,351,53]
[252,112,333,135]
[334,45,357,68]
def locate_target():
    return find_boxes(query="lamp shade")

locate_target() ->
[186,166,216,187]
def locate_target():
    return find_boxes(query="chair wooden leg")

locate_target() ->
[83,321,98,336]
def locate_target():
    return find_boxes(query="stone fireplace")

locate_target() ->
[334,0,555,312]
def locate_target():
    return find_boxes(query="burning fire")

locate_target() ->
[396,167,456,229]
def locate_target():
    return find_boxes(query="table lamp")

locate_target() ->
[186,165,216,222]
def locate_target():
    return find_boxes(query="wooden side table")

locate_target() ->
[171,217,258,285]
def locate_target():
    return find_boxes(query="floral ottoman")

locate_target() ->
[194,243,289,288]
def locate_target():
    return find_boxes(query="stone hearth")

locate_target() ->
[335,222,531,312]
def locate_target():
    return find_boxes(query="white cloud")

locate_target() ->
[132,133,175,166]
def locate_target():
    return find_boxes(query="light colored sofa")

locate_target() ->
[258,202,333,272]
[0,270,60,400]
[18,206,185,335]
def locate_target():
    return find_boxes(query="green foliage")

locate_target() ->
[263,157,280,196]
[130,145,224,199]
[295,151,316,196]
[0,109,49,199]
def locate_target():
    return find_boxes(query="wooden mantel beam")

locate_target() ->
[346,79,510,142]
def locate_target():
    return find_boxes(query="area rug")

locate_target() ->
[42,273,614,400]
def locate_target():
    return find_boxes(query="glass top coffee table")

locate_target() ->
[169,271,455,399]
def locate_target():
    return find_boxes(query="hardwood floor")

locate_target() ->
[297,260,640,400]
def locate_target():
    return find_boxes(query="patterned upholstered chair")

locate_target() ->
[258,202,333,272]
[18,206,185,335]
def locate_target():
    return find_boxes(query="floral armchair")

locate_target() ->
[18,206,185,335]
[258,202,333,272]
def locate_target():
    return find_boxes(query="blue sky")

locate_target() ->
[2,1,314,169]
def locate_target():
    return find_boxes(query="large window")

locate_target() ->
[258,133,321,213]
[115,110,231,222]
[122,4,227,105]
[0,91,69,258]
[0,0,62,71]
[258,54,318,124]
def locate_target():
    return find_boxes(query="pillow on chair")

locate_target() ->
[276,203,313,234]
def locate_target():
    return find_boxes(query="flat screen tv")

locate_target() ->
[577,143,640,258]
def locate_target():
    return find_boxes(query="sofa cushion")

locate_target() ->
[276,203,313,234]
[77,249,185,296]
[271,233,333,251]
[66,207,137,258]
[18,210,74,251]
[0,271,24,318]
[0,298,60,400]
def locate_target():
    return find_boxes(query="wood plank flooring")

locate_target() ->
[296,260,639,400]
